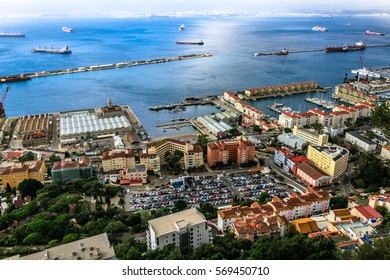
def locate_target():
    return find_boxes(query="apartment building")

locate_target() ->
[344,131,377,153]
[292,125,329,146]
[306,145,349,179]
[0,160,46,188]
[51,157,93,182]
[147,208,211,250]
[101,149,136,172]
[207,139,255,167]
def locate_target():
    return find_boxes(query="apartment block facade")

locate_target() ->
[207,139,255,167]
[0,160,46,188]
[101,149,136,172]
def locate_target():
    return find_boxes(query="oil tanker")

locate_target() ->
[325,41,366,52]
[176,40,204,45]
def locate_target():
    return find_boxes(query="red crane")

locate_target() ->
[0,85,10,118]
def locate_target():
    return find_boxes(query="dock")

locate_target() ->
[149,96,216,111]
[0,53,212,83]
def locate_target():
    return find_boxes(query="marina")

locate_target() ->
[0,53,212,83]
[305,97,335,109]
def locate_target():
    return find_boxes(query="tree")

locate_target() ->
[196,134,208,155]
[197,202,217,220]
[17,179,44,200]
[64,151,70,158]
[172,200,187,212]
[5,183,12,194]
[284,127,292,133]
[371,104,390,131]
[23,233,45,245]
[49,153,61,164]
[258,192,270,204]
[311,123,324,134]
[18,151,37,163]
[329,196,348,209]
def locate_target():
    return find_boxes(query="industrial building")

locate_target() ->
[277,133,308,150]
[197,114,233,136]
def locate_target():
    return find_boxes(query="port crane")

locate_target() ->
[0,85,10,118]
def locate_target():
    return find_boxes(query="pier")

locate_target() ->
[149,96,216,111]
[0,53,212,83]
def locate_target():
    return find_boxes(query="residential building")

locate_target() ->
[51,157,93,182]
[306,145,349,179]
[207,139,255,167]
[292,125,329,146]
[277,133,308,150]
[147,208,211,250]
[149,139,203,170]
[273,148,293,171]
[328,221,376,243]
[380,146,390,160]
[345,131,377,153]
[119,164,148,185]
[351,205,383,226]
[0,160,46,189]
[368,194,390,212]
[295,162,332,188]
[290,218,320,234]
[231,214,288,241]
[6,233,115,260]
[101,149,136,172]
[325,209,358,223]
[139,150,161,174]
[285,155,309,174]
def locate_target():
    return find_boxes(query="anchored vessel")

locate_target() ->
[254,52,272,56]
[179,24,185,31]
[62,26,74,33]
[325,41,366,52]
[32,45,72,54]
[0,32,25,38]
[176,40,204,45]
[365,30,384,36]
[273,48,289,55]
[312,26,328,32]
[0,75,31,84]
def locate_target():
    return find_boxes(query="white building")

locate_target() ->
[147,208,211,250]
[380,146,390,160]
[345,131,377,153]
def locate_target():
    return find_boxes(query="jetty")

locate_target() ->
[0,53,212,84]
[149,96,216,111]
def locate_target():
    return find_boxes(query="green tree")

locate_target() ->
[18,151,37,163]
[284,127,292,133]
[197,202,217,220]
[23,233,46,245]
[62,233,79,244]
[311,123,324,134]
[330,196,348,209]
[17,179,44,199]
[196,134,208,155]
[371,104,390,131]
[258,192,270,204]
[49,153,61,164]
[172,200,187,212]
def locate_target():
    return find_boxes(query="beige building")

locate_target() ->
[6,233,115,260]
[0,160,46,189]
[380,145,390,160]
[149,138,203,170]
[306,145,349,179]
[368,194,390,212]
[147,208,211,250]
[139,150,161,174]
[101,149,135,172]
[292,125,329,146]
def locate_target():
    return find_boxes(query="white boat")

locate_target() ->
[62,26,74,33]
[179,24,185,31]
[312,26,328,32]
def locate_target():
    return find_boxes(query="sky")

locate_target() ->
[0,0,389,17]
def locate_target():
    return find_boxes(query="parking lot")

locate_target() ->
[125,173,294,212]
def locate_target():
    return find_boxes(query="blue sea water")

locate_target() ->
[1,16,390,137]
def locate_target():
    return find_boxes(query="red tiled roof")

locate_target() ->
[331,111,349,116]
[288,155,309,164]
[354,205,383,219]
[297,112,315,118]
[310,108,330,117]
[102,149,135,160]
[297,162,329,180]
[281,111,298,119]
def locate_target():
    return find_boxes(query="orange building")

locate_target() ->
[207,139,255,167]
[0,160,46,188]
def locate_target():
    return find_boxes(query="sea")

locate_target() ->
[1,15,390,138]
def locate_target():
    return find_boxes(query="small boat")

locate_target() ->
[32,45,72,54]
[62,26,74,33]
[312,26,328,32]
[365,30,384,36]
[176,40,204,45]
[179,24,185,31]
[273,48,288,55]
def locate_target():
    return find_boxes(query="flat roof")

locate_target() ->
[8,233,115,260]
[148,208,206,237]
[346,131,376,145]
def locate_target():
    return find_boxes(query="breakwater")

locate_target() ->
[0,53,212,83]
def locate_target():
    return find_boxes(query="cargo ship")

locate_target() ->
[0,32,25,38]
[62,26,74,33]
[273,48,289,55]
[32,45,72,54]
[176,40,204,45]
[0,75,31,84]
[254,52,272,56]
[365,30,384,36]
[325,41,366,52]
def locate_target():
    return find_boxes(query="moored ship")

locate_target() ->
[32,45,72,54]
[325,41,366,52]
[273,48,289,55]
[365,30,384,36]
[62,26,74,33]
[176,40,204,45]
[0,32,25,38]
[0,75,31,84]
